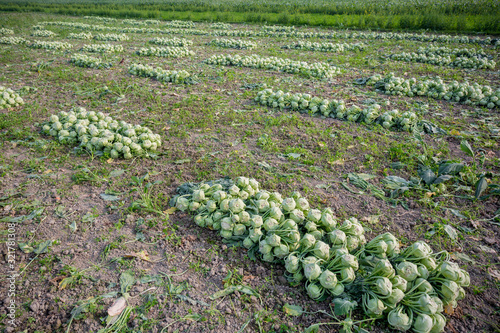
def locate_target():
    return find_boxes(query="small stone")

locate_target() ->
[484,237,496,245]
[278,276,287,285]
[30,300,40,312]
[55,319,62,329]
[256,266,266,277]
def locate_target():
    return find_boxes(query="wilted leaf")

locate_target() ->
[69,221,77,233]
[445,208,467,219]
[361,215,381,224]
[209,285,238,300]
[100,193,121,201]
[18,242,34,253]
[174,159,191,164]
[183,313,202,322]
[109,169,125,177]
[119,272,135,294]
[444,225,458,240]
[258,161,272,169]
[283,303,303,316]
[451,252,475,264]
[356,173,376,180]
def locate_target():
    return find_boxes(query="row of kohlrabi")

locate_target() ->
[67,32,93,40]
[255,89,423,132]
[81,43,123,53]
[389,46,496,70]
[31,30,57,37]
[162,20,196,29]
[136,46,194,58]
[83,16,117,23]
[0,86,24,109]
[364,73,500,109]
[282,41,365,52]
[32,20,498,46]
[70,53,114,69]
[204,54,341,79]
[207,38,257,49]
[148,37,193,47]
[122,19,160,26]
[128,63,193,84]
[29,41,72,50]
[209,22,232,30]
[262,25,296,32]
[0,28,14,35]
[0,36,29,45]
[172,176,469,333]
[416,45,486,57]
[42,107,161,159]
[93,33,129,41]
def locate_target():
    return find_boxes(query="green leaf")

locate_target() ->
[438,163,464,176]
[419,168,436,185]
[356,173,376,180]
[109,169,125,177]
[333,298,357,316]
[283,303,303,316]
[460,140,474,157]
[304,324,320,333]
[0,208,44,223]
[475,177,488,199]
[433,175,454,184]
[286,153,302,159]
[100,193,121,201]
[33,240,52,254]
[209,285,238,300]
[389,162,405,170]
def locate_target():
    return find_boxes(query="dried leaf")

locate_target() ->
[444,303,455,315]
[124,250,151,262]
[488,268,500,281]
[107,297,127,317]
[361,215,380,224]
[163,207,177,215]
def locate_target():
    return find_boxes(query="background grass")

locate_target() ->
[1,0,499,34]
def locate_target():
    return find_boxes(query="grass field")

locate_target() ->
[1,0,500,33]
[0,11,499,333]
